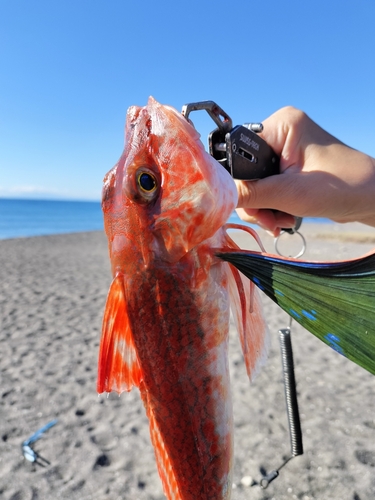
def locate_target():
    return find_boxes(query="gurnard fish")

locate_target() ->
[98,97,375,499]
[97,97,269,499]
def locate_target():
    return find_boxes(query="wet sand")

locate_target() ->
[1,223,375,500]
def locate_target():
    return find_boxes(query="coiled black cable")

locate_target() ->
[260,327,303,488]
[279,327,303,457]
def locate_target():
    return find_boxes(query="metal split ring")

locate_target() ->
[274,230,306,259]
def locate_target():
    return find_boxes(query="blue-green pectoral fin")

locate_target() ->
[216,250,375,375]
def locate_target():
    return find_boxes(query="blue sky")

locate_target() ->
[1,0,375,201]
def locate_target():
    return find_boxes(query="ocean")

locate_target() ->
[0,198,103,239]
[0,198,329,240]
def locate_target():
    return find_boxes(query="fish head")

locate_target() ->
[102,96,238,275]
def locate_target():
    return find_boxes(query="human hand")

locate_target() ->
[236,107,375,235]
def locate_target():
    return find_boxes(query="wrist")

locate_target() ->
[332,148,375,226]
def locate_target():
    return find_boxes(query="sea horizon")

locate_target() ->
[0,197,331,240]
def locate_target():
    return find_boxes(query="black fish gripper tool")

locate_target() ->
[181,100,302,233]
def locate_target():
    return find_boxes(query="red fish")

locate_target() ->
[97,97,269,499]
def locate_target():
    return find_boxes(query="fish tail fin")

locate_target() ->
[217,248,375,376]
[140,387,182,500]
[97,273,142,394]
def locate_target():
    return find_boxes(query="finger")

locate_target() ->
[236,207,278,235]
[235,175,298,211]
[236,208,296,236]
[258,107,310,176]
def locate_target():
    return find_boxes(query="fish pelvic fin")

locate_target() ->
[223,232,269,381]
[140,387,182,500]
[97,273,142,394]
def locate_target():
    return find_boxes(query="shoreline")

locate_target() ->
[0,229,105,242]
[2,215,375,242]
[1,219,375,241]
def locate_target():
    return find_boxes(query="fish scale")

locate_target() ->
[124,260,233,499]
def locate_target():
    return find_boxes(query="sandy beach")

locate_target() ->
[1,222,375,500]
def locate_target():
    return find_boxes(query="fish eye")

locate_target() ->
[137,172,157,193]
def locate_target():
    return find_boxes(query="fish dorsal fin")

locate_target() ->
[224,232,269,380]
[97,273,142,394]
[140,388,182,500]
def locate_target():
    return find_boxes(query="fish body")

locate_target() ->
[98,97,268,499]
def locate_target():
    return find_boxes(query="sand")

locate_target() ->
[1,222,375,500]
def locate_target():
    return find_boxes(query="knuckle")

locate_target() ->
[281,106,307,126]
